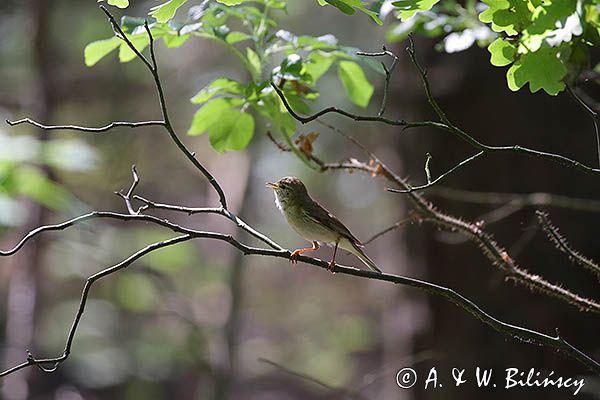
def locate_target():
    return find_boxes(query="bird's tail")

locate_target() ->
[349,242,382,273]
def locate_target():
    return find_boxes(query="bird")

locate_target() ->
[266,176,382,273]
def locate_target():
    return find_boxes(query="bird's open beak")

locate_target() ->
[266,182,278,189]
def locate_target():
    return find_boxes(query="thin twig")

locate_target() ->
[0,234,193,377]
[99,6,229,209]
[387,151,484,193]
[566,84,600,167]
[536,211,600,280]
[357,45,399,116]
[6,118,164,132]
[134,195,282,250]
[271,42,600,177]
[115,165,143,215]
[363,216,414,245]
[428,187,600,213]
[312,123,600,313]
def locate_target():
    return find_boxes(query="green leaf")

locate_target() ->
[317,0,383,24]
[506,46,567,95]
[217,0,244,4]
[121,16,147,33]
[305,51,336,82]
[226,31,252,44]
[149,0,188,23]
[191,78,243,104]
[479,0,532,36]
[254,95,297,137]
[488,38,516,66]
[321,0,356,15]
[522,0,581,51]
[163,33,190,48]
[246,48,262,79]
[107,0,129,8]
[392,0,441,21]
[337,61,374,108]
[119,34,150,62]
[188,98,255,152]
[84,37,121,66]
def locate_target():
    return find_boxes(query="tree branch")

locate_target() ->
[307,123,600,313]
[0,234,193,377]
[2,209,599,375]
[428,187,600,213]
[5,118,165,133]
[387,151,484,193]
[101,6,229,209]
[270,39,600,178]
[536,211,600,280]
[356,46,398,117]
[566,84,600,167]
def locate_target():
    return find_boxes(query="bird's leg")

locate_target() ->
[290,241,320,264]
[328,241,339,273]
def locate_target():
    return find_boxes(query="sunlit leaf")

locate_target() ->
[107,0,129,8]
[488,37,516,66]
[337,61,373,107]
[392,0,441,21]
[506,46,567,95]
[84,37,121,66]
[119,34,150,62]
[188,98,254,152]
[149,0,188,23]
[190,78,243,104]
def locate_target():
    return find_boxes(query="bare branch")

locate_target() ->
[99,6,229,209]
[428,187,600,213]
[536,211,600,280]
[0,234,193,377]
[271,39,600,178]
[387,151,484,193]
[356,46,399,116]
[6,118,165,133]
[134,194,282,250]
[312,123,600,313]
[566,84,600,167]
[2,212,599,375]
[115,165,143,215]
[363,216,414,245]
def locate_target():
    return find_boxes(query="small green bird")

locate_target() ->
[266,176,382,273]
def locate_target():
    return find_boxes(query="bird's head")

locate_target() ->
[266,176,308,203]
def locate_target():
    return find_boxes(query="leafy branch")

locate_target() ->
[272,36,600,179]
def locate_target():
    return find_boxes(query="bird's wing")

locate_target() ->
[303,199,362,245]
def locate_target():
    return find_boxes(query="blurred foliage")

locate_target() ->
[0,129,98,227]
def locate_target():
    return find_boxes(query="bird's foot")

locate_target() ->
[327,260,337,274]
[290,249,302,265]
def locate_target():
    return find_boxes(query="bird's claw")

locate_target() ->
[327,260,336,274]
[290,249,301,265]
